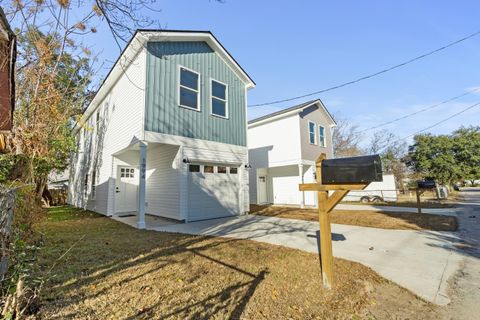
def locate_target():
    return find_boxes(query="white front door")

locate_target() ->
[257,176,268,204]
[115,166,138,213]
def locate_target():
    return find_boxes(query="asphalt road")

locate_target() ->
[441,188,480,320]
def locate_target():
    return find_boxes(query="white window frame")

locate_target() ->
[308,121,317,145]
[318,125,326,147]
[210,78,229,119]
[178,65,201,111]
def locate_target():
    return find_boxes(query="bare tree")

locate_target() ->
[367,129,408,188]
[332,114,364,158]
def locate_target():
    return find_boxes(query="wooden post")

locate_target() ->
[315,154,334,289]
[416,188,422,214]
[299,153,369,290]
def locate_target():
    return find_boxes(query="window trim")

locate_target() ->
[210,78,229,119]
[188,164,201,173]
[308,121,317,145]
[318,125,326,147]
[178,65,201,111]
[203,165,215,174]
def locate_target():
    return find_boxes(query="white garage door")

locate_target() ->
[187,164,240,221]
[272,176,301,205]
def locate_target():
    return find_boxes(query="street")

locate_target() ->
[441,188,480,319]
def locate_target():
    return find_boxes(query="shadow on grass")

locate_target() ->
[37,206,269,319]
[250,204,458,232]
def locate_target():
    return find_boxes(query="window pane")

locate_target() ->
[212,81,226,100]
[319,126,325,147]
[309,122,315,133]
[230,167,238,174]
[180,88,198,109]
[189,164,200,172]
[180,68,198,90]
[310,132,316,144]
[204,165,214,173]
[218,166,227,173]
[212,98,226,117]
[121,168,125,173]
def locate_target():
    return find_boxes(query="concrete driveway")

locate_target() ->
[152,213,464,305]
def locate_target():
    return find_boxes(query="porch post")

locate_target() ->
[298,163,305,208]
[137,141,147,229]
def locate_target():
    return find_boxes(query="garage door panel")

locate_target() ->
[188,172,239,221]
[272,176,301,205]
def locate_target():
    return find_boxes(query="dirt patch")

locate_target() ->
[362,283,441,319]
[250,205,458,231]
[34,206,439,319]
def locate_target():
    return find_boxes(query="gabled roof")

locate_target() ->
[77,29,255,131]
[138,29,255,88]
[248,99,336,127]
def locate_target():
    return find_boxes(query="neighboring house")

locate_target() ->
[0,7,16,150]
[248,99,336,207]
[48,169,70,190]
[69,30,255,228]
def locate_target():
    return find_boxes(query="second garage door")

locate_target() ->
[271,175,301,205]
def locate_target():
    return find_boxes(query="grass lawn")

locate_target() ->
[250,205,458,231]
[342,190,464,209]
[341,200,455,209]
[34,206,439,319]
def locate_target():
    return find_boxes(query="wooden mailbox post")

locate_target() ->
[299,153,382,288]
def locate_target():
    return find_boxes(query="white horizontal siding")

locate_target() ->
[145,144,181,219]
[69,48,146,215]
[248,115,301,168]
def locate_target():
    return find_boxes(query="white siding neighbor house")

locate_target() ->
[248,100,336,208]
[69,30,255,228]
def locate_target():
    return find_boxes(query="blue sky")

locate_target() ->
[81,0,480,146]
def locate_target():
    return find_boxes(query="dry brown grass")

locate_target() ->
[34,206,440,319]
[250,205,458,231]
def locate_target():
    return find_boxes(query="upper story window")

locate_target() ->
[211,79,228,118]
[308,121,316,145]
[179,66,200,111]
[319,125,326,147]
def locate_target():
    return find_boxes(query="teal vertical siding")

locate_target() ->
[145,41,247,146]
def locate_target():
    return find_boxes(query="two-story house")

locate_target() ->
[69,30,255,228]
[248,99,336,208]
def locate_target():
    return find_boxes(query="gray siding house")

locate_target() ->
[248,100,336,207]
[69,30,255,227]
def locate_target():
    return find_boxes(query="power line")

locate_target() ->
[378,101,480,152]
[249,30,480,108]
[357,87,480,133]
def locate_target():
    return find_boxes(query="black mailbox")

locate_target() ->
[321,155,383,184]
[417,180,436,189]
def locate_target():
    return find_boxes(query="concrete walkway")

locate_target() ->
[336,203,459,216]
[151,214,464,305]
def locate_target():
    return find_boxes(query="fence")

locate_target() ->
[0,186,15,281]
